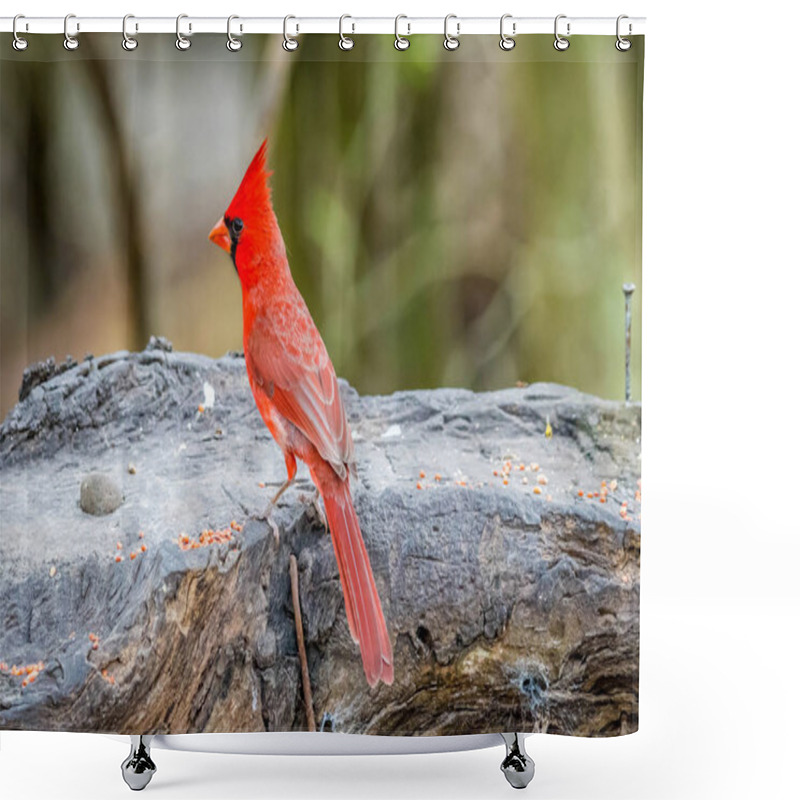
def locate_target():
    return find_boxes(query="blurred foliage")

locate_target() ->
[0,34,642,418]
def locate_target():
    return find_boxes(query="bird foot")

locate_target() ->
[299,491,327,531]
[253,505,282,544]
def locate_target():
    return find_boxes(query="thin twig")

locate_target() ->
[289,554,315,731]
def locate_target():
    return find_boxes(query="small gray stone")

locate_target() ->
[79,472,123,516]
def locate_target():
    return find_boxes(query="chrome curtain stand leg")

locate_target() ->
[500,733,535,789]
[121,735,156,791]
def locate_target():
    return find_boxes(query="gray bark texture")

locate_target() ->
[0,337,640,736]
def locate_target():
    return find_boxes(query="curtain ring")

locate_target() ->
[339,14,355,51]
[122,14,138,51]
[443,14,460,51]
[553,14,570,51]
[283,15,299,51]
[394,14,410,51]
[63,13,79,51]
[12,15,28,51]
[176,14,191,51]
[227,15,243,51]
[616,15,632,51]
[499,14,515,51]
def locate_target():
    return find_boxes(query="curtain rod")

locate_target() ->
[0,16,646,37]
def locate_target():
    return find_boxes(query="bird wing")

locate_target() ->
[246,297,354,477]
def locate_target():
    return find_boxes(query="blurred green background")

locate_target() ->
[0,34,642,419]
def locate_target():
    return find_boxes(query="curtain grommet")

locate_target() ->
[227,15,243,52]
[394,15,410,51]
[283,15,299,51]
[121,14,138,51]
[443,14,460,51]
[339,14,355,51]
[499,14,516,51]
[615,15,632,51]
[12,14,29,51]
[553,14,570,51]
[176,14,191,51]
[63,13,79,51]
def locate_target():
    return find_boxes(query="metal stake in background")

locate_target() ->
[623,283,636,403]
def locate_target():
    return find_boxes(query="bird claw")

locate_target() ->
[268,516,281,545]
[300,491,327,532]
[253,505,282,544]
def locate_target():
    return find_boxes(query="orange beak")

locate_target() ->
[208,216,231,254]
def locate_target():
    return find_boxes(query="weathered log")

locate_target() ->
[0,337,640,736]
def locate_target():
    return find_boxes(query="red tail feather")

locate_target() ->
[321,481,393,687]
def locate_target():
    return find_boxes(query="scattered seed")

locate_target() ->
[138,531,145,539]
[198,404,205,413]
[128,463,137,475]
[130,552,137,560]
[503,478,509,486]
[537,474,548,485]
[258,482,266,488]
[578,490,584,497]
[116,542,122,550]
[115,555,122,563]
[609,479,618,491]
[140,544,147,552]
[416,481,423,490]
[533,486,542,495]
[434,473,442,482]
[49,566,56,578]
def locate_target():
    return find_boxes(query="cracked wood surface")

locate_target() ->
[0,338,640,736]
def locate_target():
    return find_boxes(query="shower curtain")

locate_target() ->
[0,29,643,737]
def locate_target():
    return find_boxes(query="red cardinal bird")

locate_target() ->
[209,141,393,687]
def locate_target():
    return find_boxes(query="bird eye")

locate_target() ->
[230,217,244,238]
